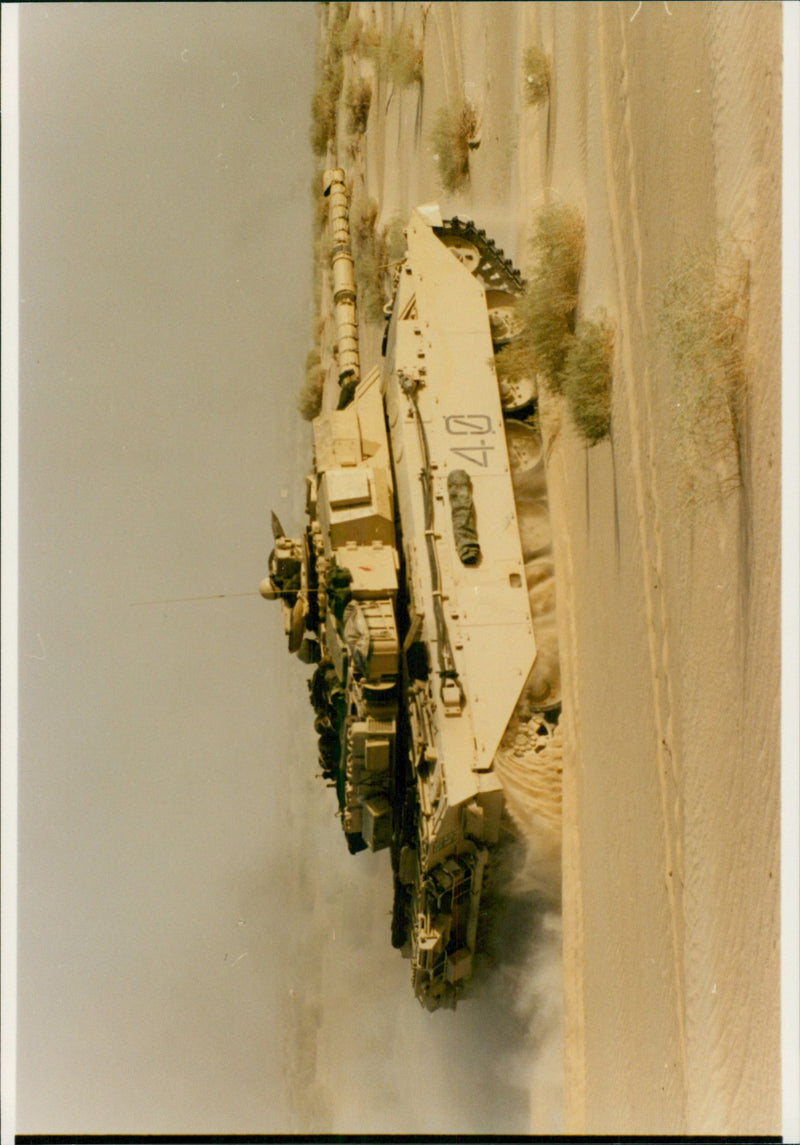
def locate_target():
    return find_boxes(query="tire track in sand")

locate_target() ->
[538,393,587,1129]
[597,2,687,1110]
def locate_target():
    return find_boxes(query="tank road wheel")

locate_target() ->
[498,371,538,414]
[439,233,482,273]
[525,555,558,629]
[516,498,553,562]
[485,289,526,347]
[520,620,561,713]
[505,419,544,487]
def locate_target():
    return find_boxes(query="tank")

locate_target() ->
[261,170,561,1010]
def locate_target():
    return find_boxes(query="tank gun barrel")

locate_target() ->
[323,168,360,389]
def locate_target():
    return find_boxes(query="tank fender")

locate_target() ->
[415,203,444,228]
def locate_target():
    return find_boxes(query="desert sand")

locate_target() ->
[316,1,782,1134]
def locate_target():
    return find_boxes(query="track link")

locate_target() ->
[435,218,526,294]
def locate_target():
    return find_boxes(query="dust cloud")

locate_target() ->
[276,736,565,1137]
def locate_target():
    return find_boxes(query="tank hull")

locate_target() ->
[262,171,561,1009]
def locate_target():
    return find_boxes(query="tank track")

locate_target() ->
[434,218,526,295]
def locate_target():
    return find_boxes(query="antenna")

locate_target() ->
[130,592,262,606]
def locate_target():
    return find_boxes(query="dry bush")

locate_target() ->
[298,376,325,423]
[561,316,614,444]
[493,336,539,395]
[298,349,326,421]
[522,45,551,106]
[355,247,386,321]
[312,229,324,306]
[350,198,388,322]
[519,285,577,389]
[492,205,613,444]
[376,25,423,86]
[342,16,381,56]
[310,54,344,156]
[514,203,584,390]
[351,196,378,249]
[659,239,749,507]
[345,76,372,134]
[382,214,407,265]
[325,2,351,59]
[528,203,584,317]
[431,100,478,192]
[309,3,352,156]
[494,336,537,381]
[311,169,329,237]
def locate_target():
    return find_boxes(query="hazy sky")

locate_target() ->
[14,2,545,1135]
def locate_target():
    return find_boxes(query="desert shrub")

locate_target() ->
[350,198,388,322]
[309,3,352,156]
[659,239,749,504]
[357,252,386,321]
[561,317,614,444]
[310,53,344,156]
[522,45,551,106]
[326,2,351,59]
[342,16,381,56]
[311,228,325,318]
[376,25,423,86]
[311,168,329,236]
[491,204,613,443]
[528,203,584,308]
[519,283,577,388]
[492,205,584,391]
[431,101,478,192]
[513,203,584,390]
[298,349,326,421]
[493,336,539,392]
[342,17,363,54]
[345,76,372,134]
[382,214,407,264]
[309,90,334,157]
[352,196,378,248]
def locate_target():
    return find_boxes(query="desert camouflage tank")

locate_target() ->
[261,169,561,1010]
